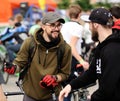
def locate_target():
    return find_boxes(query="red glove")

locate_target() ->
[76,64,83,68]
[39,80,48,89]
[40,75,58,88]
[76,64,84,75]
[4,62,17,74]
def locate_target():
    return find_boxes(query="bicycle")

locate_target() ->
[4,81,24,101]
[0,44,9,84]
[71,88,89,101]
[70,64,96,101]
[4,81,57,101]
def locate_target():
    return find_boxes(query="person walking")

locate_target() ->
[4,12,72,101]
[59,7,120,101]
[61,4,89,101]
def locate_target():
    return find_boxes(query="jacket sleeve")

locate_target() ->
[69,57,97,90]
[13,37,32,71]
[57,44,72,82]
[92,44,120,100]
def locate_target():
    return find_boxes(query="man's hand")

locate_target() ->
[59,84,71,101]
[79,59,89,71]
[4,62,16,74]
[39,75,58,88]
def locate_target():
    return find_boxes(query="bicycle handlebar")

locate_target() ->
[4,92,24,96]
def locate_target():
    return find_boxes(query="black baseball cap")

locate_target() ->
[86,8,113,25]
[41,12,65,24]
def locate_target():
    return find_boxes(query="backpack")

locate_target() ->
[18,36,66,83]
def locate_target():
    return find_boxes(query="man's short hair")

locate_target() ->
[109,6,120,19]
[68,4,82,19]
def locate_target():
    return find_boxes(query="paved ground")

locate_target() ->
[2,75,23,101]
[2,75,98,101]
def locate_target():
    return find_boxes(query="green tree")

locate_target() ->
[93,2,112,9]
[75,0,93,11]
[58,0,70,9]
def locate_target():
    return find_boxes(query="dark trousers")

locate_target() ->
[6,44,21,62]
[23,94,58,101]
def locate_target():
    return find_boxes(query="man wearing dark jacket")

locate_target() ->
[4,12,72,101]
[59,8,120,101]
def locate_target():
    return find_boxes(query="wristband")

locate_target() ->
[52,75,58,81]
[79,59,84,64]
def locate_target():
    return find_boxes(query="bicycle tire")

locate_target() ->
[0,45,10,84]
[72,88,89,101]
[3,72,9,84]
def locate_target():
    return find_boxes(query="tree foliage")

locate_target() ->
[58,0,70,9]
[93,2,112,9]
[57,0,112,11]
[75,0,93,11]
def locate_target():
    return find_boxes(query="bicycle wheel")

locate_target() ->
[0,59,9,84]
[72,90,79,101]
[0,45,10,84]
[72,88,89,101]
[3,72,9,84]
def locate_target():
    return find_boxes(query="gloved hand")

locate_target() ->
[39,80,49,89]
[76,64,84,75]
[4,62,17,74]
[39,75,58,89]
[76,64,83,69]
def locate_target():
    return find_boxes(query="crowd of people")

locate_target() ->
[0,4,120,101]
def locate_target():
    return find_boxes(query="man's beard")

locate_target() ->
[48,31,59,42]
[92,29,99,42]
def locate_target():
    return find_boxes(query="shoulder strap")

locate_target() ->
[18,36,37,82]
[28,36,37,63]
[57,41,66,69]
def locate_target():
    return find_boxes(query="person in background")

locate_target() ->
[0,85,7,101]
[4,13,28,62]
[4,12,72,101]
[8,17,15,28]
[29,19,41,36]
[109,6,120,32]
[59,7,120,101]
[61,4,89,101]
[80,14,93,44]
[0,17,15,38]
[35,19,41,25]
[80,14,96,63]
[109,6,120,22]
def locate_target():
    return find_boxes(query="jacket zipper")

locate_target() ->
[43,49,48,67]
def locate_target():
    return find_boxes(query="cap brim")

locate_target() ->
[58,18,65,23]
[48,18,65,24]
[80,14,90,22]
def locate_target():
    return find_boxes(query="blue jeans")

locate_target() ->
[6,44,21,62]
[64,94,72,101]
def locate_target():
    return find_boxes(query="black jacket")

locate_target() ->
[70,32,120,101]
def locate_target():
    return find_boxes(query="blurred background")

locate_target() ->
[0,0,120,31]
[0,0,119,100]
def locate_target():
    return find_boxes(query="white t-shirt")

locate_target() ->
[83,23,93,44]
[61,21,84,55]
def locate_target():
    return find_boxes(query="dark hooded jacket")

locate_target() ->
[13,28,72,100]
[70,32,120,101]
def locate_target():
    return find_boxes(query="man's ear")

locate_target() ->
[41,25,45,30]
[93,23,98,28]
